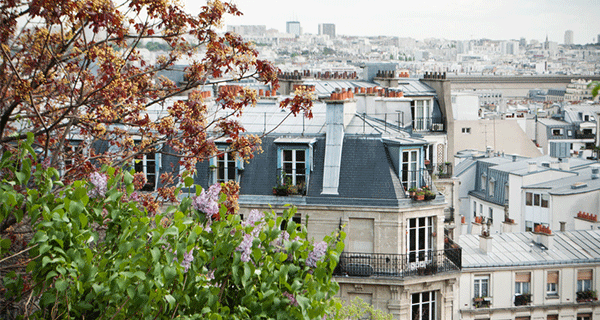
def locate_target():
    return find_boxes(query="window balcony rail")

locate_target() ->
[473,296,491,308]
[434,163,452,179]
[514,293,531,306]
[576,290,598,303]
[333,248,461,278]
[576,130,596,139]
[274,168,307,196]
[402,168,434,192]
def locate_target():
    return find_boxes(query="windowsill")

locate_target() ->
[546,294,559,300]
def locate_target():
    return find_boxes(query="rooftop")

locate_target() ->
[459,230,600,269]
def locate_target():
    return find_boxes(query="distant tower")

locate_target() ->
[597,34,600,44]
[544,34,549,49]
[564,30,574,45]
[286,21,301,37]
[318,23,336,38]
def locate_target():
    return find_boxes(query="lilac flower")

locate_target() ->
[181,248,194,272]
[306,241,327,268]
[192,183,221,219]
[242,209,264,228]
[283,292,298,306]
[237,233,254,262]
[88,172,108,198]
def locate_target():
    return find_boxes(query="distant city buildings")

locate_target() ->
[565,30,574,45]
[285,21,301,37]
[318,23,335,38]
[226,25,266,37]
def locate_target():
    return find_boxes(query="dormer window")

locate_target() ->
[209,148,243,184]
[282,149,306,186]
[134,151,157,191]
[481,172,487,192]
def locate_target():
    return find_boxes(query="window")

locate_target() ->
[547,271,558,296]
[411,291,436,320]
[526,192,549,208]
[552,128,563,136]
[515,272,531,295]
[568,130,573,136]
[474,275,490,297]
[401,149,419,190]
[488,208,493,222]
[526,192,533,206]
[489,179,495,197]
[577,269,593,292]
[280,215,302,231]
[481,174,487,192]
[413,100,431,131]
[462,127,471,134]
[479,204,483,215]
[541,194,549,208]
[504,184,509,204]
[134,152,157,191]
[281,149,306,187]
[577,314,591,320]
[408,217,434,263]
[216,152,236,183]
[473,201,477,217]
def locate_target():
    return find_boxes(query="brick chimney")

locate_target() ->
[322,92,356,195]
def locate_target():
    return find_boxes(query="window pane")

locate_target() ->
[541,194,549,208]
[283,150,292,162]
[526,193,532,206]
[534,194,540,206]
[296,150,305,162]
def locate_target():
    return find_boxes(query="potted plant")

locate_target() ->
[424,190,436,200]
[577,290,598,302]
[415,190,425,201]
[408,187,417,198]
[514,293,531,306]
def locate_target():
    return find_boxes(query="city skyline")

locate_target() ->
[184,0,600,43]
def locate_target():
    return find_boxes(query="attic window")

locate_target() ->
[552,128,563,136]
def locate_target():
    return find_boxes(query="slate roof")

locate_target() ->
[459,230,600,269]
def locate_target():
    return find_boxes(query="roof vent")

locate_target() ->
[541,162,550,168]
[592,166,600,180]
[571,182,588,189]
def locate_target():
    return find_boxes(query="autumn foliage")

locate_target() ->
[0,0,312,186]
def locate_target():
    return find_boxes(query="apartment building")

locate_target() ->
[455,152,599,237]
[458,230,600,320]
[179,80,461,319]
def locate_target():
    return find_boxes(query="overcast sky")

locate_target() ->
[183,0,600,44]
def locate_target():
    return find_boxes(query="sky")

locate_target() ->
[183,0,600,44]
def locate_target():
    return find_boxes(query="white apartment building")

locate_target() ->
[458,230,600,320]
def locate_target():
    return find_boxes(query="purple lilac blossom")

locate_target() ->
[237,233,254,262]
[88,172,108,198]
[282,292,298,306]
[181,248,194,272]
[192,183,221,218]
[306,241,327,267]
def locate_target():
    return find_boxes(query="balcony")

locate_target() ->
[576,290,598,303]
[473,297,491,308]
[333,247,461,278]
[576,130,595,139]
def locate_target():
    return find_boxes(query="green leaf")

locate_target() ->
[0,238,10,250]
[79,213,88,228]
[55,279,68,292]
[165,294,176,308]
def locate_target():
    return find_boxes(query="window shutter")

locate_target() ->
[578,270,592,281]
[515,273,531,282]
[547,271,558,284]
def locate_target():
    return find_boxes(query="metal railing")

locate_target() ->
[274,168,307,196]
[401,168,433,191]
[334,248,461,278]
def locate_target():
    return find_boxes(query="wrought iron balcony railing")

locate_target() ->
[334,247,461,278]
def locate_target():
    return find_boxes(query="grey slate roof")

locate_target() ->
[459,230,600,269]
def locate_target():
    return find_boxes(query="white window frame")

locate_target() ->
[407,216,434,264]
[134,151,157,191]
[474,275,490,298]
[401,149,420,190]
[411,291,436,320]
[281,148,307,186]
[547,271,559,296]
[216,151,237,183]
